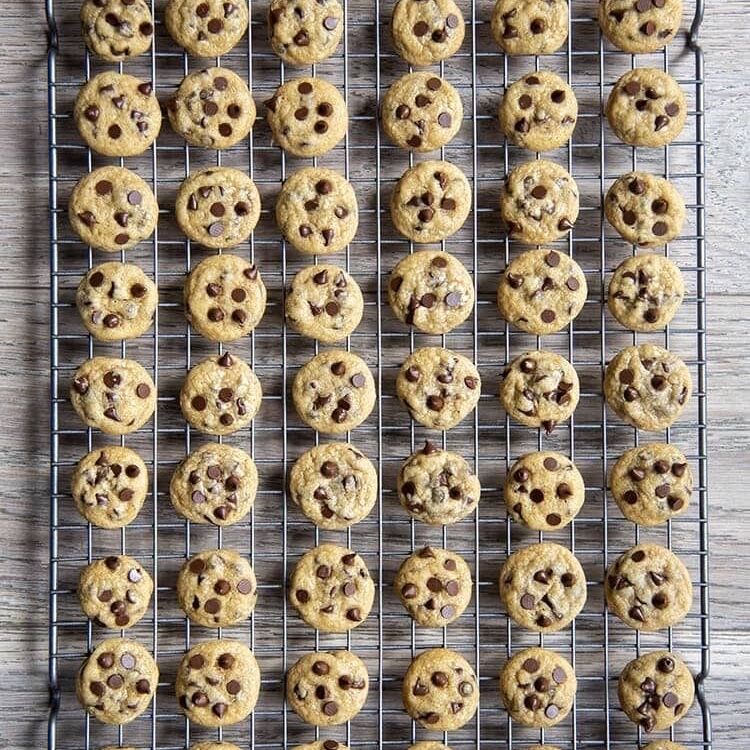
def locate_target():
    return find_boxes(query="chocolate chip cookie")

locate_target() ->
[499,647,576,727]
[276,167,359,256]
[605,543,692,630]
[176,167,261,249]
[397,441,481,524]
[77,262,157,341]
[605,172,686,247]
[599,0,682,53]
[268,0,344,66]
[290,543,374,632]
[265,78,348,157]
[394,546,472,627]
[287,650,369,726]
[606,68,687,147]
[79,555,153,629]
[184,254,266,342]
[292,350,376,434]
[72,446,149,528]
[81,0,154,61]
[501,160,579,244]
[491,0,569,55]
[382,73,463,152]
[177,548,257,627]
[500,350,579,433]
[168,67,255,149]
[286,265,364,343]
[391,0,465,66]
[74,72,161,157]
[618,651,694,731]
[169,442,258,525]
[289,442,377,529]
[610,443,692,526]
[604,344,691,431]
[165,0,249,57]
[389,250,473,334]
[76,637,158,724]
[505,451,585,530]
[499,543,586,632]
[500,72,577,152]
[390,160,472,243]
[497,248,587,335]
[293,743,350,750]
[69,167,158,253]
[176,640,261,727]
[402,648,479,730]
[180,352,262,435]
[396,347,481,431]
[71,357,155,435]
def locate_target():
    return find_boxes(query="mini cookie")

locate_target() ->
[72,446,148,528]
[79,555,153,629]
[618,651,694,731]
[184,254,267,342]
[497,248,587,335]
[605,173,686,247]
[396,347,480,430]
[610,443,692,526]
[499,647,576,727]
[180,352,262,435]
[391,0,465,66]
[169,443,258,525]
[293,743,351,750]
[500,72,577,152]
[382,73,463,153]
[165,0,249,57]
[177,548,257,627]
[402,648,479,730]
[175,167,261,249]
[599,0,682,53]
[394,546,472,627]
[292,350,376,435]
[397,441,481,524]
[390,161,471,243]
[505,451,585,531]
[491,0,569,55]
[606,69,687,148]
[501,160,579,244]
[500,350,579,433]
[74,72,161,157]
[168,67,255,150]
[605,543,692,630]
[80,0,154,61]
[289,442,377,529]
[71,357,155,435]
[176,640,261,727]
[265,78,348,157]
[499,543,586,632]
[608,254,685,331]
[276,168,359,256]
[604,344,691,431]
[69,167,158,253]
[77,262,157,341]
[290,543,375,632]
[286,265,364,343]
[287,650,369,726]
[388,250,474,334]
[268,0,344,66]
[76,638,158,724]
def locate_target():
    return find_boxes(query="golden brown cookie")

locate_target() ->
[165,0,249,57]
[268,0,344,66]
[491,0,569,55]
[80,0,154,61]
[391,0,465,66]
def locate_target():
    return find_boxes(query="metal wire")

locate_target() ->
[47,0,710,749]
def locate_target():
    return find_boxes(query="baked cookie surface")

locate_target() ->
[80,0,154,61]
[268,0,344,65]
[599,0,682,53]
[391,0,465,66]
[491,0,569,55]
[165,0,249,56]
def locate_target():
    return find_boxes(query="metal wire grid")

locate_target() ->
[46,1,709,749]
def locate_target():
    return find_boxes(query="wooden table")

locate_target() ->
[2,1,748,747]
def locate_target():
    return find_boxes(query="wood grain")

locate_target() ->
[1,1,749,749]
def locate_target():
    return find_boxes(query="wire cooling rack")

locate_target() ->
[46,0,709,748]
